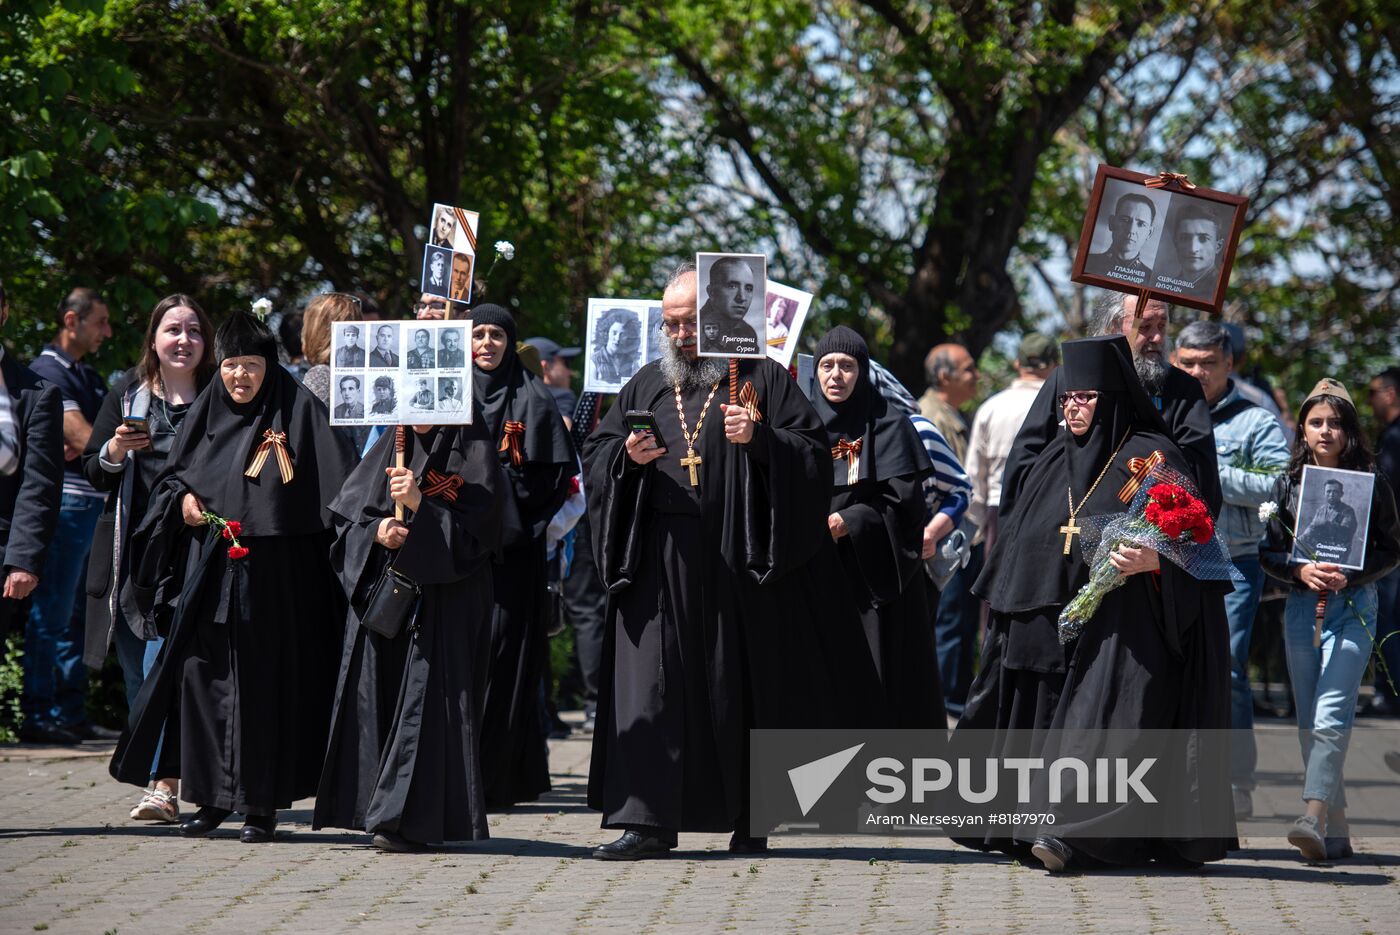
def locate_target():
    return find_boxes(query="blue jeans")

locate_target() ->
[1225,555,1265,788]
[23,493,103,729]
[143,636,166,782]
[1374,567,1400,704]
[935,543,984,719]
[1282,584,1378,808]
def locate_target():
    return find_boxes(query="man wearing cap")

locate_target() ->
[965,333,1059,551]
[335,325,365,367]
[524,336,582,428]
[1175,320,1290,818]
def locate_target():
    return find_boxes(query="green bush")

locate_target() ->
[0,633,24,742]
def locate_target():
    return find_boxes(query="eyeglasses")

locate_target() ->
[660,318,697,335]
[1058,391,1100,407]
[321,291,362,309]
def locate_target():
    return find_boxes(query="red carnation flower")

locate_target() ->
[226,520,242,537]
[221,526,233,540]
[228,545,250,560]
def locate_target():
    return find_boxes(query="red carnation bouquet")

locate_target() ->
[201,511,249,561]
[1058,465,1239,644]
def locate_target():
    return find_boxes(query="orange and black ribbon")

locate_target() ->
[1144,171,1197,191]
[832,437,863,484]
[1118,450,1165,503]
[423,469,464,502]
[245,429,294,484]
[453,207,478,252]
[499,421,525,468]
[739,381,763,423]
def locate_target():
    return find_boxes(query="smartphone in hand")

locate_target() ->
[623,410,666,451]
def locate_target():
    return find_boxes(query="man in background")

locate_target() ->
[24,287,117,743]
[965,333,1059,550]
[1367,367,1400,716]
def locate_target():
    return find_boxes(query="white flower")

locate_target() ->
[251,297,273,320]
[494,240,515,261]
[1258,501,1279,523]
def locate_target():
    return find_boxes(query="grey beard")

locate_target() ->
[660,339,726,392]
[1136,351,1167,396]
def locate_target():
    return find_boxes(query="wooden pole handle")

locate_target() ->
[394,425,406,521]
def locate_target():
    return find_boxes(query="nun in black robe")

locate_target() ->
[469,305,577,807]
[109,311,356,842]
[952,335,1234,867]
[582,322,881,856]
[313,422,506,850]
[811,327,941,728]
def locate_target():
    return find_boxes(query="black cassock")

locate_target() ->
[470,305,577,807]
[810,326,941,728]
[583,356,878,834]
[955,336,1234,865]
[313,424,505,844]
[110,358,356,815]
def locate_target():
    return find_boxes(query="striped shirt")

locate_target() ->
[29,345,106,499]
[865,360,971,523]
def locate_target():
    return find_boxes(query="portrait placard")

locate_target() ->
[1071,165,1248,314]
[583,298,650,394]
[421,202,481,309]
[330,319,473,426]
[1290,465,1374,572]
[763,280,814,367]
[696,252,767,358]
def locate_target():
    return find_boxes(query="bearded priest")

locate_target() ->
[581,262,878,861]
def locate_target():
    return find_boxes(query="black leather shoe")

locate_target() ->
[372,830,427,853]
[592,830,675,861]
[1031,835,1073,872]
[728,833,769,854]
[181,806,232,837]
[18,724,81,745]
[240,814,277,843]
[69,722,122,741]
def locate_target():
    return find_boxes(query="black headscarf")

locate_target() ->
[468,303,576,470]
[811,326,929,485]
[975,334,1175,613]
[159,311,357,537]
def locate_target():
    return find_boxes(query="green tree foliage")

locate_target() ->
[2,0,700,364]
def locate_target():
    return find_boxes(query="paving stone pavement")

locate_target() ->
[1,727,1398,935]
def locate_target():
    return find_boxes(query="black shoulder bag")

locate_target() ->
[361,562,421,639]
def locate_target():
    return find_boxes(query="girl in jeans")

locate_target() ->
[1261,379,1399,861]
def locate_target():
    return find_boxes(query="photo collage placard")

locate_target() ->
[421,203,481,310]
[329,320,474,426]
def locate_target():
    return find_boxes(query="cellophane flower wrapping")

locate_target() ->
[1057,465,1243,644]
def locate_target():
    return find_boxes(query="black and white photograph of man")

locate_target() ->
[334,375,365,420]
[422,244,452,298]
[450,252,475,305]
[408,377,435,411]
[1292,466,1374,571]
[369,375,397,416]
[589,306,642,388]
[695,252,766,357]
[430,204,456,248]
[438,328,466,368]
[1081,181,1168,286]
[1151,202,1230,299]
[407,328,435,369]
[335,324,366,367]
[369,323,399,368]
[438,377,465,412]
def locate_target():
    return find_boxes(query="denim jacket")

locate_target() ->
[1211,381,1291,559]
